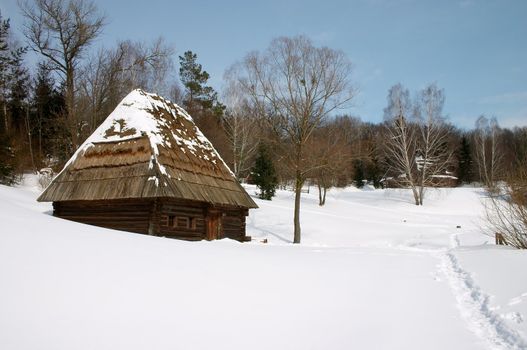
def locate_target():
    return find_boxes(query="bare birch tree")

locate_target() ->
[383,83,420,204]
[222,72,259,178]
[233,35,355,243]
[474,115,503,191]
[413,83,454,204]
[384,83,454,205]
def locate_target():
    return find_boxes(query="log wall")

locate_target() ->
[53,199,250,242]
[53,199,152,234]
[157,200,207,241]
[157,200,249,241]
[222,209,247,241]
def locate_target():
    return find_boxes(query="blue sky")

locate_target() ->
[3,0,527,128]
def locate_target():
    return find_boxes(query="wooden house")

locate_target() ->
[38,89,257,241]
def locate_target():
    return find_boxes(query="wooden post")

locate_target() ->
[148,199,158,236]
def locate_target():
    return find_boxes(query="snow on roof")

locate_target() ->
[39,89,257,208]
[64,89,232,177]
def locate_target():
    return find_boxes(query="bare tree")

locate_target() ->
[116,38,174,96]
[20,0,105,146]
[383,83,454,205]
[233,35,355,243]
[307,122,350,205]
[222,71,259,179]
[413,83,454,204]
[77,47,117,133]
[383,83,420,204]
[169,82,184,106]
[483,158,527,249]
[77,38,174,133]
[474,115,503,191]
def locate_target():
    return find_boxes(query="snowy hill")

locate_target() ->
[1,179,526,350]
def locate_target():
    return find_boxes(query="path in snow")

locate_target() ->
[436,234,527,350]
[247,185,527,349]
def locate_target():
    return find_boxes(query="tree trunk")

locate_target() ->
[25,105,36,172]
[66,69,75,121]
[318,182,323,206]
[38,110,42,164]
[418,185,424,205]
[66,67,77,149]
[3,104,8,133]
[148,199,158,235]
[411,185,420,206]
[322,186,327,205]
[293,172,302,244]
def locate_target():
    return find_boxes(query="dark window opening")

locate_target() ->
[165,215,196,230]
[176,216,189,228]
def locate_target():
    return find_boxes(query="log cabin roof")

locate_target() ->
[38,89,257,209]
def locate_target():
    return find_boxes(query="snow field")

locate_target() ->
[0,179,526,349]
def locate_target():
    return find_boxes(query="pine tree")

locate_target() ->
[1,13,13,133]
[457,134,473,184]
[367,156,383,189]
[251,144,278,200]
[0,133,17,185]
[353,159,365,188]
[178,51,225,117]
[0,13,28,184]
[7,47,30,135]
[33,63,65,164]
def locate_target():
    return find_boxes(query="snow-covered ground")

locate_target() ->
[1,178,526,349]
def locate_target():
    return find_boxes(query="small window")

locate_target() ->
[176,217,189,228]
[166,215,196,230]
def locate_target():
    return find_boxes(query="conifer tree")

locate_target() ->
[457,134,473,184]
[0,13,28,184]
[178,50,225,117]
[33,63,65,164]
[251,144,278,200]
[353,160,365,188]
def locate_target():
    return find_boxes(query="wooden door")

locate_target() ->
[206,211,222,240]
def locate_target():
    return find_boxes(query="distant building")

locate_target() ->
[38,89,257,241]
[381,173,458,188]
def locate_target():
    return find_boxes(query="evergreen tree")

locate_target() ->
[457,134,473,184]
[178,51,225,117]
[367,156,383,189]
[32,63,65,164]
[353,159,365,188]
[7,46,30,134]
[178,50,229,161]
[1,13,13,133]
[251,144,278,200]
[0,12,28,184]
[0,133,17,185]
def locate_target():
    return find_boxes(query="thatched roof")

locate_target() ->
[38,89,257,209]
